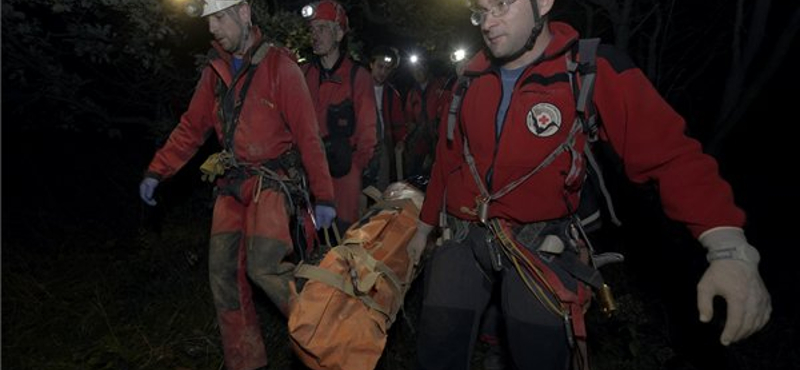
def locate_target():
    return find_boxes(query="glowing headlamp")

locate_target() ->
[183,0,204,17]
[301,4,316,19]
[451,48,467,63]
[301,1,349,32]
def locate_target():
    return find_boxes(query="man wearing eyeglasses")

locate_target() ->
[407,0,772,369]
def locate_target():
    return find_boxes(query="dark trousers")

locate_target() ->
[416,224,574,370]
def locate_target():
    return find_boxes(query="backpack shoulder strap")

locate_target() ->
[221,41,271,151]
[568,37,601,140]
[446,75,473,142]
[569,38,622,227]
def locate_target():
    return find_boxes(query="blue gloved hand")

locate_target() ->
[139,177,159,206]
[314,204,336,230]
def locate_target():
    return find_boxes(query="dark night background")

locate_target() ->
[2,0,799,369]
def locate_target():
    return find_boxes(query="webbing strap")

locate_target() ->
[220,42,271,151]
[294,263,353,295]
[446,76,471,142]
[569,38,600,140]
[463,111,583,207]
[295,206,409,323]
[338,212,406,298]
[570,38,622,226]
[339,244,404,321]
[583,142,622,225]
[457,40,602,209]
[555,246,604,289]
[491,219,592,340]
[491,220,577,308]
[294,262,392,317]
[322,223,342,248]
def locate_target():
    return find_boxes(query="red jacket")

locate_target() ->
[404,77,446,161]
[404,77,446,127]
[146,28,335,204]
[378,83,407,146]
[436,75,459,130]
[303,56,377,171]
[303,55,377,222]
[420,22,744,237]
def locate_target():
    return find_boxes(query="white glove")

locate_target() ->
[697,227,771,345]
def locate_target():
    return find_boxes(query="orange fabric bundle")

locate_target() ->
[288,197,421,370]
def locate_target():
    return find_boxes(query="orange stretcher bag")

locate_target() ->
[288,184,424,370]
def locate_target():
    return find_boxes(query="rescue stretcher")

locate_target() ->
[288,182,426,370]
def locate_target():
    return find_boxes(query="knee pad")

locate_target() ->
[209,232,242,309]
[245,236,292,275]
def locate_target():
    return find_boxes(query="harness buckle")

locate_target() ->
[485,232,504,272]
[476,195,490,224]
[563,312,575,349]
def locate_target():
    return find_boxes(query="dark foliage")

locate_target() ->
[3,1,799,369]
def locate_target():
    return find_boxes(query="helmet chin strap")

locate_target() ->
[225,6,251,56]
[495,0,545,66]
[235,22,251,55]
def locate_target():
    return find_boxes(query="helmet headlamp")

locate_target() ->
[451,48,467,63]
[301,1,349,32]
[301,4,315,19]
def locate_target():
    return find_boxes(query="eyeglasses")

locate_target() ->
[469,0,518,26]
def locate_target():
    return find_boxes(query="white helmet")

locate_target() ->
[200,0,245,17]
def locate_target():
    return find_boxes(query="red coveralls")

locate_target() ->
[304,55,377,224]
[417,22,744,370]
[145,28,334,370]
